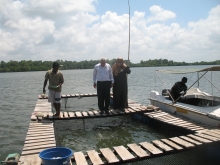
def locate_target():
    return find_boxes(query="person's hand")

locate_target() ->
[93,83,96,89]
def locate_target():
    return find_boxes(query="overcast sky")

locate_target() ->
[0,0,219,63]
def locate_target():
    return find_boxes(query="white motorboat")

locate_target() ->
[149,66,220,127]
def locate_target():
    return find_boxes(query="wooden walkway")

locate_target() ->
[19,93,220,165]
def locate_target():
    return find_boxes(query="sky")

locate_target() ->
[0,0,219,63]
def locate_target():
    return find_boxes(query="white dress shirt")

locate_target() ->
[93,63,114,83]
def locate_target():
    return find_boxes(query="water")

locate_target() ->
[0,65,219,164]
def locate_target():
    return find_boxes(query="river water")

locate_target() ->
[0,65,219,164]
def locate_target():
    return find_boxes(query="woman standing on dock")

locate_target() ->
[112,58,131,110]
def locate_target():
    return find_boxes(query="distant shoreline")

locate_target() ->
[0,59,219,72]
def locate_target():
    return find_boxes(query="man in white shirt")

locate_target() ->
[93,58,114,114]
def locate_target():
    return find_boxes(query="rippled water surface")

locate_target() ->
[0,65,219,164]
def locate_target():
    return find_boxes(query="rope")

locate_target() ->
[154,71,175,102]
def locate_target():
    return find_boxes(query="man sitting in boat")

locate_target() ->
[170,77,188,102]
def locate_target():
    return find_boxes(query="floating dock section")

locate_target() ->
[18,93,220,165]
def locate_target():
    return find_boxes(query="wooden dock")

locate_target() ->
[19,93,220,165]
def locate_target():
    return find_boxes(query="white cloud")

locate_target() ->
[0,1,219,63]
[147,5,176,23]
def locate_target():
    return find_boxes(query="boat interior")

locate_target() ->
[162,88,220,107]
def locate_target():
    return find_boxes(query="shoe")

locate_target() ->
[105,110,109,115]
[100,111,104,115]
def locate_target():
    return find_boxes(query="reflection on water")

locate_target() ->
[0,66,219,164]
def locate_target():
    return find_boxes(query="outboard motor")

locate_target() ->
[162,89,171,99]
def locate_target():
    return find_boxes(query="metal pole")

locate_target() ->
[128,0,130,66]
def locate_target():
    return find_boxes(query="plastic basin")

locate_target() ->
[39,147,73,165]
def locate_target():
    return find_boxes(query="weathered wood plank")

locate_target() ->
[64,112,69,118]
[113,146,135,161]
[127,143,150,158]
[68,112,75,118]
[161,139,183,150]
[139,142,162,155]
[87,150,104,165]
[195,133,218,142]
[25,135,55,141]
[82,111,89,117]
[169,137,194,148]
[75,112,83,117]
[187,134,212,143]
[152,140,173,152]
[74,152,88,165]
[19,154,41,165]
[24,138,56,144]
[100,148,119,163]
[179,136,202,145]
[23,144,56,151]
[24,140,56,148]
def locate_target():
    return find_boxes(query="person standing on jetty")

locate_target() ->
[112,58,131,110]
[93,58,114,114]
[43,62,64,118]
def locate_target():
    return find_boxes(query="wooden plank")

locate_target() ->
[199,130,220,139]
[87,150,104,165]
[82,111,89,117]
[64,112,69,118]
[74,152,88,165]
[113,146,135,161]
[25,135,55,141]
[24,138,56,144]
[69,112,75,118]
[27,130,54,135]
[152,140,173,152]
[179,136,202,145]
[93,110,101,116]
[88,111,95,116]
[139,142,162,155]
[19,154,41,165]
[169,137,194,148]
[60,112,64,118]
[24,140,56,148]
[195,133,218,142]
[187,134,212,143]
[127,143,150,158]
[21,148,48,156]
[161,139,183,150]
[23,144,56,151]
[27,128,54,132]
[100,148,119,163]
[26,132,54,137]
[75,112,83,117]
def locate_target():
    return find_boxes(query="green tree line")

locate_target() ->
[0,59,220,72]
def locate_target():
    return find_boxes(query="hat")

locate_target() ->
[53,62,60,68]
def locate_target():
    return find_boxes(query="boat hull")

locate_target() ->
[149,91,220,127]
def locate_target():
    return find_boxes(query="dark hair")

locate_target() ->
[182,77,187,83]
[53,62,60,68]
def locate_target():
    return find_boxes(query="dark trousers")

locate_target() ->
[97,81,111,111]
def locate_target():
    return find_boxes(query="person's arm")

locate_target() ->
[93,66,97,88]
[43,79,48,94]
[125,66,131,74]
[58,73,64,87]
[109,65,114,88]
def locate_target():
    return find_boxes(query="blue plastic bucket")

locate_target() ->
[39,147,73,165]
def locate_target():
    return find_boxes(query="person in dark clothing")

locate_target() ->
[170,77,188,102]
[112,58,131,110]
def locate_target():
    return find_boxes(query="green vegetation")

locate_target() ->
[0,59,220,72]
